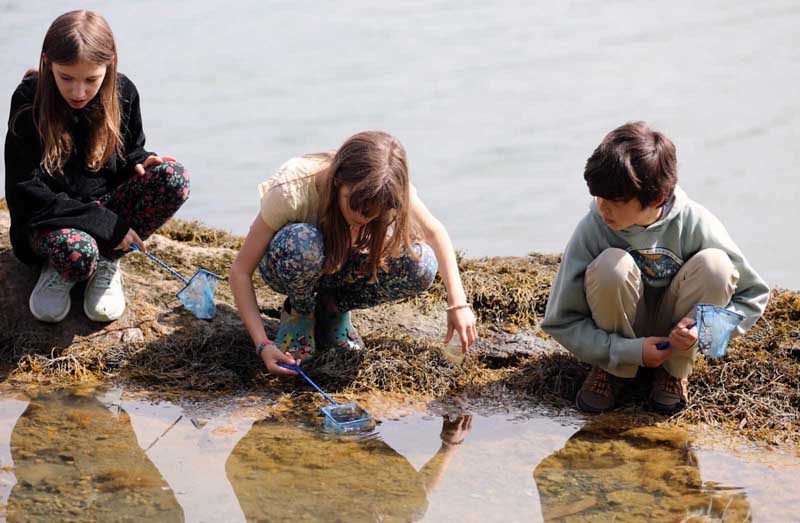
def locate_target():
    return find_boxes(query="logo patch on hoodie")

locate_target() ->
[628,248,683,287]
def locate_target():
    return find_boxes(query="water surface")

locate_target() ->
[1,1,798,288]
[0,388,797,522]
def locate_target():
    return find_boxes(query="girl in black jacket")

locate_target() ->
[4,10,189,323]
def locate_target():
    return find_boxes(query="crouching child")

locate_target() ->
[541,122,769,414]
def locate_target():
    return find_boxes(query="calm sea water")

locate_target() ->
[2,1,799,288]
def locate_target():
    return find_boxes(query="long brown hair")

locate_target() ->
[317,131,417,280]
[32,10,122,175]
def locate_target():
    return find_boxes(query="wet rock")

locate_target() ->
[121,328,144,343]
[89,330,123,345]
[472,329,562,362]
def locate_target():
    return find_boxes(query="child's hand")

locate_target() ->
[642,337,672,367]
[260,342,299,377]
[669,317,698,351]
[444,306,478,353]
[135,154,177,175]
[114,227,146,252]
[440,414,472,446]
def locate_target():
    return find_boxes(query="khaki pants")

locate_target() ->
[585,248,738,379]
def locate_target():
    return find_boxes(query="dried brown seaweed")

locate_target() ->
[2,212,799,443]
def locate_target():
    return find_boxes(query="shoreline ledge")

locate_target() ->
[0,198,798,443]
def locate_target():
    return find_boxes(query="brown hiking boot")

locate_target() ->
[650,367,688,414]
[576,366,619,413]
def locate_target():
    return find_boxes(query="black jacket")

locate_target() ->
[4,72,154,264]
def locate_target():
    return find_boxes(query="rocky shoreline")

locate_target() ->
[1,199,798,443]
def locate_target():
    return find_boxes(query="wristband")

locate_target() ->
[255,340,273,356]
[446,304,471,312]
[441,436,465,446]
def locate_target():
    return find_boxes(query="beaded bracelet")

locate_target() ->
[446,304,471,312]
[441,436,465,446]
[255,340,274,356]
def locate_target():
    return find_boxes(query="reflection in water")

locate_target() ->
[98,389,257,523]
[0,390,796,522]
[226,415,472,522]
[6,390,183,522]
[0,389,470,522]
[0,394,29,522]
[533,421,751,522]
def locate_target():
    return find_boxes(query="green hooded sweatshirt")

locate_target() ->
[541,186,769,371]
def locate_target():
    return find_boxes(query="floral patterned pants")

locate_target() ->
[258,223,438,314]
[30,161,190,282]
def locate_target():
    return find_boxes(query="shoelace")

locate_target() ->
[589,368,611,394]
[661,373,685,396]
[44,271,72,291]
[93,261,119,289]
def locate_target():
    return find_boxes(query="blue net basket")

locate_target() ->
[696,304,744,359]
[321,403,375,434]
[177,269,219,320]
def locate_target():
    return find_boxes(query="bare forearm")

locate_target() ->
[230,269,268,347]
[427,224,467,306]
[419,445,458,494]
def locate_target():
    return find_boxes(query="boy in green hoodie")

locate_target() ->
[541,122,769,414]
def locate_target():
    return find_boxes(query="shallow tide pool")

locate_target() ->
[0,388,797,522]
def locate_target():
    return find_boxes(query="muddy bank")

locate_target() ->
[0,201,798,443]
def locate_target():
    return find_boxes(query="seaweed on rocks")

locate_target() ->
[1,201,799,443]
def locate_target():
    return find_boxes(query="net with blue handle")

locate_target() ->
[277,362,374,433]
[129,244,219,320]
[177,269,219,320]
[655,304,744,358]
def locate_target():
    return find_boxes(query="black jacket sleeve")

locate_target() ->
[4,80,130,260]
[118,74,155,182]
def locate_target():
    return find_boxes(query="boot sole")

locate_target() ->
[575,393,614,414]
[649,399,687,415]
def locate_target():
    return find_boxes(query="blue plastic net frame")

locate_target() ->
[321,403,375,434]
[176,268,220,320]
[695,303,745,359]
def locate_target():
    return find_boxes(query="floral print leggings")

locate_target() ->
[30,162,190,282]
[259,223,438,314]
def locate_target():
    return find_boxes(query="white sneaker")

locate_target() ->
[29,264,76,323]
[83,257,126,322]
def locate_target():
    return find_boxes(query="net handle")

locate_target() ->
[277,362,339,406]
[655,320,697,350]
[130,244,189,285]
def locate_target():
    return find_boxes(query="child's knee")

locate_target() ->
[688,249,738,288]
[267,223,325,274]
[52,232,99,281]
[148,160,190,204]
[403,244,438,292]
[64,250,99,281]
[586,248,640,292]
